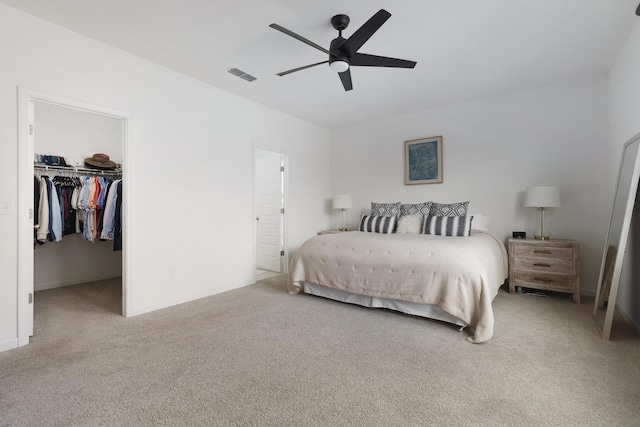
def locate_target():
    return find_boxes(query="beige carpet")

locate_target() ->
[1,275,639,426]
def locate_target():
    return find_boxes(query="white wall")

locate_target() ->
[0,4,330,352]
[33,101,123,291]
[609,21,640,328]
[35,100,123,166]
[331,75,610,295]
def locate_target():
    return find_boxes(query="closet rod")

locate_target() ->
[34,164,122,178]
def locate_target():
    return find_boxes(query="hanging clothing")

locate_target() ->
[113,181,123,252]
[33,173,122,247]
[36,177,49,243]
[44,177,55,241]
[100,179,121,240]
[52,176,78,236]
[34,177,40,246]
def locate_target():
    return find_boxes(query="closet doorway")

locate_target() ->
[254,148,288,278]
[17,88,132,347]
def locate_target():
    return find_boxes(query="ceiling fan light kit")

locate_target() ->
[270,9,417,91]
[329,60,349,73]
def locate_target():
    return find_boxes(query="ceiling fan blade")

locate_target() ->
[269,23,334,56]
[341,9,391,56]
[338,69,353,91]
[350,53,417,68]
[277,60,329,76]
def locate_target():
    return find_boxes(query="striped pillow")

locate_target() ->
[358,215,397,234]
[423,215,473,237]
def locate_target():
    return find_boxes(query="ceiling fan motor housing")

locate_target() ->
[329,36,349,68]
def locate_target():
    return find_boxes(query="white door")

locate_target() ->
[255,149,285,273]
[25,100,35,339]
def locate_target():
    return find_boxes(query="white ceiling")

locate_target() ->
[2,0,638,129]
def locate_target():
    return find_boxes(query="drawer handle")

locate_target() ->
[534,277,553,283]
[534,250,552,254]
[533,263,551,267]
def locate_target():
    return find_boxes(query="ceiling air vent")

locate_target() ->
[228,67,257,82]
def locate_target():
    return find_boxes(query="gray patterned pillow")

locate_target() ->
[371,202,401,217]
[400,202,432,217]
[430,201,469,217]
[423,215,473,237]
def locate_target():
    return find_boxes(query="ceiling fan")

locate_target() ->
[269,9,417,91]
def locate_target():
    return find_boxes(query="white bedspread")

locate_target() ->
[289,230,508,343]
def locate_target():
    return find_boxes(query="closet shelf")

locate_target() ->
[34,164,122,178]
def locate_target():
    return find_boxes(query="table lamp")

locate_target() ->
[333,194,352,231]
[524,186,560,240]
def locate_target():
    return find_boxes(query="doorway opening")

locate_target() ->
[17,87,132,347]
[254,148,288,280]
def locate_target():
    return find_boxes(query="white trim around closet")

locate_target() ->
[17,86,134,348]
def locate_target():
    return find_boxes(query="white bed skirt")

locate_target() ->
[303,281,467,328]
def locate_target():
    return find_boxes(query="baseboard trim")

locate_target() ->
[0,338,19,353]
[128,281,252,317]
[616,303,640,336]
[35,275,122,291]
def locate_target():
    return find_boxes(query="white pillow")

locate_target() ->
[469,213,490,232]
[396,214,423,234]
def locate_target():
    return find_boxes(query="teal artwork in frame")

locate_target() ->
[404,136,443,185]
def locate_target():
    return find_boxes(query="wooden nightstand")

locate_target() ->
[508,238,580,303]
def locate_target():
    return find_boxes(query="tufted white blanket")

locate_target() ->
[289,230,508,343]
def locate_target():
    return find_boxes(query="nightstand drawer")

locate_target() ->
[513,257,573,274]
[511,245,573,260]
[512,271,575,291]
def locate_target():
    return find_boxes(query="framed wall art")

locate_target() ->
[404,136,443,185]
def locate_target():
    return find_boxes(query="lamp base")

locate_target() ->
[535,235,550,240]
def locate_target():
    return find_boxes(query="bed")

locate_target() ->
[288,229,508,343]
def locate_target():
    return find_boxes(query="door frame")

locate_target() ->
[252,145,288,279]
[17,87,133,347]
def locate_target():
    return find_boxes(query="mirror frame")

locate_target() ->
[593,132,640,339]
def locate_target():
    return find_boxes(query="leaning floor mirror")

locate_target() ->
[594,132,640,339]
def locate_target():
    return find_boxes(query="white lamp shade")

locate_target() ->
[524,186,561,208]
[329,60,349,73]
[333,194,352,210]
